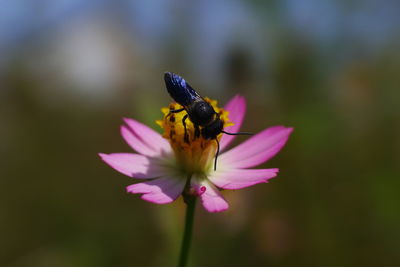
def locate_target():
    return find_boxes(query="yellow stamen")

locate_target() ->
[156,98,232,173]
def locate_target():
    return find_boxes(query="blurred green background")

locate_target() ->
[1,1,399,266]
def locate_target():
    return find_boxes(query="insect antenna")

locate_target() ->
[221,130,253,136]
[212,131,252,171]
[214,138,220,171]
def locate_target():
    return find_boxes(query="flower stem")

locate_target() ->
[178,196,197,267]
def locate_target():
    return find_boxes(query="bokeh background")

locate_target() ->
[1,1,399,266]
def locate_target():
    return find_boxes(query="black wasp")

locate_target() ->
[164,72,251,171]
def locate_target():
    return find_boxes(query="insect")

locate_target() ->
[164,72,251,171]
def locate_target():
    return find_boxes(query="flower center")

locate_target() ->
[157,98,232,174]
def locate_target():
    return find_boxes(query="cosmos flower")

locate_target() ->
[99,95,293,212]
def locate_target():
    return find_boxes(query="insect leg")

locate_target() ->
[166,107,185,121]
[182,114,189,143]
[169,108,185,113]
[194,125,200,140]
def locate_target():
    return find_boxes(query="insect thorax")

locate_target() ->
[188,100,216,126]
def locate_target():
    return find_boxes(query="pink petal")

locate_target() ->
[208,168,279,190]
[98,153,168,179]
[121,118,171,157]
[219,126,293,169]
[220,95,246,151]
[191,175,229,212]
[126,176,186,204]
[189,180,207,196]
[121,126,155,156]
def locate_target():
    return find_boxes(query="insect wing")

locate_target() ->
[164,72,201,107]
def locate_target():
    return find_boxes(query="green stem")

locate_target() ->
[178,196,197,267]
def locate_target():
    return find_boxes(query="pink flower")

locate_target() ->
[99,95,293,212]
